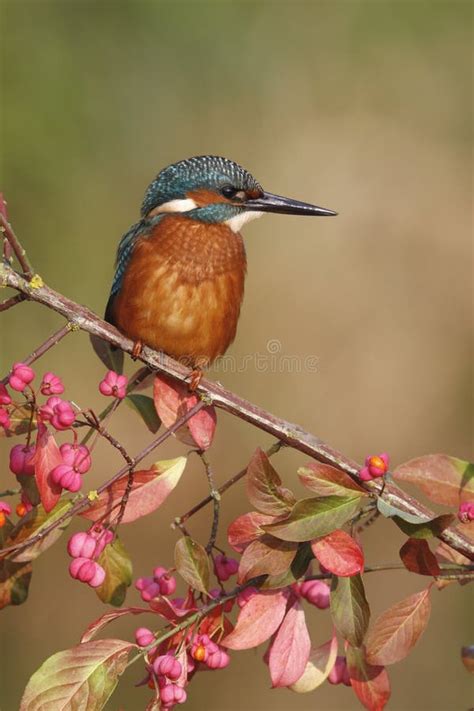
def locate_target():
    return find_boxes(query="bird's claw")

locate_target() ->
[131,340,143,360]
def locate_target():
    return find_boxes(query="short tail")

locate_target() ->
[90,293,124,373]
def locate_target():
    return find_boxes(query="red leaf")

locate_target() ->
[32,423,62,513]
[227,511,276,553]
[149,594,198,621]
[237,535,298,583]
[222,590,289,650]
[365,588,431,665]
[268,596,311,687]
[393,454,474,507]
[290,632,338,693]
[347,645,391,711]
[311,530,364,577]
[399,538,441,576]
[246,448,295,517]
[153,374,216,450]
[81,457,187,524]
[81,607,151,643]
[298,462,366,497]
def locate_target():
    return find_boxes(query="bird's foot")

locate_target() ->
[131,340,143,360]
[187,368,203,391]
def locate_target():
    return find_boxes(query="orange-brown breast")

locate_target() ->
[112,215,247,368]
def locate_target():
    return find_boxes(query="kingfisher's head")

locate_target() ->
[141,155,336,232]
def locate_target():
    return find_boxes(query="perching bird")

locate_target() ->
[100,156,336,387]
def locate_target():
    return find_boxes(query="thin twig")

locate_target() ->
[80,411,136,530]
[0,293,26,312]
[0,322,74,386]
[196,451,221,554]
[0,399,205,559]
[1,262,473,562]
[175,441,283,527]
[0,488,20,497]
[306,562,474,580]
[0,214,34,277]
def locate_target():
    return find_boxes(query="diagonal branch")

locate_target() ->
[1,261,473,561]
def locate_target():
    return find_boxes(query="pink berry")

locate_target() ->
[0,383,12,405]
[359,453,390,481]
[458,501,474,523]
[92,528,113,557]
[9,362,35,392]
[136,576,161,601]
[159,574,177,596]
[214,554,239,582]
[300,580,330,609]
[207,648,230,669]
[69,557,106,588]
[60,443,91,474]
[98,370,128,400]
[50,464,82,492]
[67,532,98,559]
[0,408,11,429]
[9,444,36,476]
[40,372,64,395]
[160,684,186,706]
[153,655,182,681]
[328,656,351,686]
[135,627,155,647]
[40,396,75,430]
[0,501,12,515]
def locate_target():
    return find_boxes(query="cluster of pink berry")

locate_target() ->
[67,526,113,588]
[359,452,389,481]
[191,633,230,669]
[458,501,474,523]
[136,567,177,600]
[328,655,351,686]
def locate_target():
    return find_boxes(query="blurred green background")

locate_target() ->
[1,0,472,709]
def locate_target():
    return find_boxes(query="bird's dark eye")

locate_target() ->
[221,185,238,199]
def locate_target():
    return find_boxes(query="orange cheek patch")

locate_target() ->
[187,189,230,206]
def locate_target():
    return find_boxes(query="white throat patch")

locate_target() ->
[155,198,198,214]
[225,210,264,233]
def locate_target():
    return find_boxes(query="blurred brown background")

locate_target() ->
[1,1,472,709]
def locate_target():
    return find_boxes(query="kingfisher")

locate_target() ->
[101,155,336,387]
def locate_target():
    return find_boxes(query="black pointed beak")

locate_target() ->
[244,191,337,217]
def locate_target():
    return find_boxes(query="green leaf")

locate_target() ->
[20,638,134,710]
[246,448,295,517]
[262,543,314,590]
[298,462,366,498]
[330,573,370,647]
[90,334,124,374]
[6,500,73,563]
[96,538,133,606]
[392,513,455,539]
[264,495,362,542]
[174,536,210,594]
[126,394,161,433]
[376,497,427,524]
[0,559,32,609]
